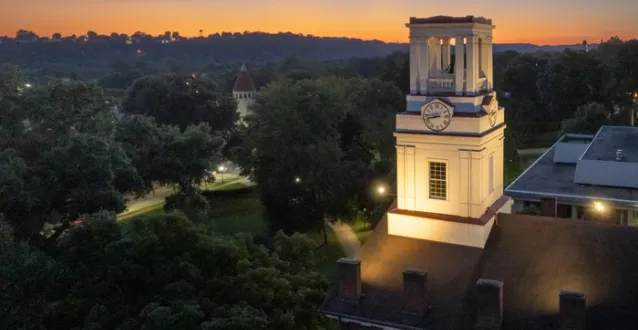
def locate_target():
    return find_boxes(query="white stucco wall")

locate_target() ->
[233,91,256,119]
[395,126,505,219]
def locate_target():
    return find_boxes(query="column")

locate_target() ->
[418,37,430,95]
[454,36,465,95]
[441,38,451,72]
[409,38,419,94]
[465,36,479,95]
[429,38,441,76]
[480,37,490,93]
[485,36,494,91]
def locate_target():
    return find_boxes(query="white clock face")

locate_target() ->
[422,102,452,132]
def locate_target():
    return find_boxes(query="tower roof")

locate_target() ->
[232,64,256,92]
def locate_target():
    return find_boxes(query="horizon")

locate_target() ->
[1,0,637,45]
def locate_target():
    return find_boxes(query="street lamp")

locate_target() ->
[376,185,396,197]
[217,165,226,183]
[24,83,32,88]
[294,177,301,184]
[594,201,605,213]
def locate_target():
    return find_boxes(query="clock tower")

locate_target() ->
[387,16,509,248]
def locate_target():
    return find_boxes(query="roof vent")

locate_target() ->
[616,149,624,161]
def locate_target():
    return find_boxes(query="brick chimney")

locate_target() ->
[559,291,586,330]
[474,278,503,330]
[403,268,428,315]
[337,258,361,302]
[540,197,557,217]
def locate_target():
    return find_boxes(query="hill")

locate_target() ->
[0,32,594,79]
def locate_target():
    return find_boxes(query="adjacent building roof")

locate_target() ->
[232,64,256,92]
[322,213,638,330]
[505,126,638,206]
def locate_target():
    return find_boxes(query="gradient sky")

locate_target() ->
[1,0,637,45]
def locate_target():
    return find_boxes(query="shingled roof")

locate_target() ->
[322,212,638,330]
[232,64,256,92]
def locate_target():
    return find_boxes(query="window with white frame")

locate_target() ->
[429,161,447,200]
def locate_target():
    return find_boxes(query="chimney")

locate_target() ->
[474,279,503,330]
[337,258,361,302]
[559,291,586,330]
[540,197,557,217]
[616,149,624,161]
[403,268,428,315]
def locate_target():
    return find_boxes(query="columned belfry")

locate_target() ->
[388,16,509,249]
[408,16,494,96]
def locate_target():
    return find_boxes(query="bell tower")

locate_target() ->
[387,16,509,248]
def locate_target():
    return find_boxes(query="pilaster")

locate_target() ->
[404,146,416,210]
[397,146,406,209]
[454,36,465,95]
[470,150,483,218]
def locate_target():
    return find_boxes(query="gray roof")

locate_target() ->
[506,128,638,206]
[552,134,592,164]
[322,213,638,330]
[573,126,638,189]
[581,126,638,162]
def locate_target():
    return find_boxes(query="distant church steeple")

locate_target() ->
[232,64,257,119]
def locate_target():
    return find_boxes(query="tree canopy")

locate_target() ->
[0,212,329,330]
[121,73,238,132]
[229,77,399,236]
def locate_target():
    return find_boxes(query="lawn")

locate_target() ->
[121,190,344,279]
[207,193,267,235]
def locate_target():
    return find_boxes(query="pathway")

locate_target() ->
[328,221,360,258]
[119,175,254,218]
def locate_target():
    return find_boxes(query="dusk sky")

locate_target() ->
[1,0,637,45]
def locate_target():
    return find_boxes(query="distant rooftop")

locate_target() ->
[506,126,638,205]
[232,64,256,92]
[408,15,492,25]
[581,126,638,163]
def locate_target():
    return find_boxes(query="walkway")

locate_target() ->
[328,221,361,258]
[119,175,253,219]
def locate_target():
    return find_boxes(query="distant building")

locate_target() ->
[232,64,257,119]
[506,126,638,225]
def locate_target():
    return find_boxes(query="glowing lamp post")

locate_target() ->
[376,185,396,198]
[218,165,227,183]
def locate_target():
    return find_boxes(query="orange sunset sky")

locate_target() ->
[1,0,637,45]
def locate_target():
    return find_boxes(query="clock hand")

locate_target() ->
[425,114,441,119]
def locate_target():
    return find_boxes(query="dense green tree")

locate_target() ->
[121,73,237,132]
[561,102,610,134]
[115,114,224,219]
[0,68,142,241]
[346,78,404,161]
[229,77,394,237]
[0,212,329,329]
